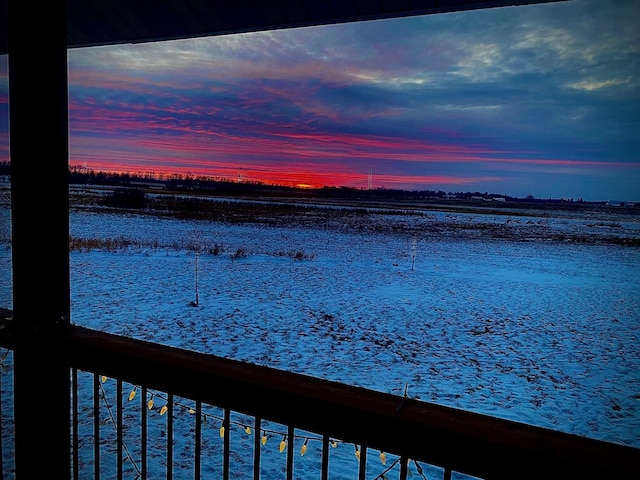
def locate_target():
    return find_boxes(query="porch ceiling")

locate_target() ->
[0,0,568,54]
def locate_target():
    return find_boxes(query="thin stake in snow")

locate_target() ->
[193,250,199,307]
[410,236,417,271]
[190,229,202,307]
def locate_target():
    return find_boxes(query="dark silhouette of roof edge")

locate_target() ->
[1,0,569,54]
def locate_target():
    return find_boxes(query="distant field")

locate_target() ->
[69,184,640,246]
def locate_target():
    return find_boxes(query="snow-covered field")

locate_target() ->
[1,192,639,478]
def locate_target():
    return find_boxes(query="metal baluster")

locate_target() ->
[141,386,147,480]
[117,380,123,480]
[167,393,173,480]
[223,408,230,480]
[253,417,261,480]
[400,456,408,480]
[444,466,452,480]
[358,445,367,480]
[0,354,4,480]
[194,401,202,480]
[71,369,78,480]
[286,425,294,480]
[321,435,329,480]
[94,373,100,480]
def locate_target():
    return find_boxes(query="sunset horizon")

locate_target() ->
[65,163,640,204]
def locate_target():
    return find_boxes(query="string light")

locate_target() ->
[374,457,401,480]
[96,376,141,478]
[113,385,337,454]
[93,379,414,479]
[413,460,428,479]
[92,379,406,480]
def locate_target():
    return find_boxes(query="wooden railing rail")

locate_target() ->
[1,316,639,479]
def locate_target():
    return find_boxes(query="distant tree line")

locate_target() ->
[0,162,623,207]
[67,165,520,202]
[65,165,615,206]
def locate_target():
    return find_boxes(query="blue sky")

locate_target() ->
[1,0,639,200]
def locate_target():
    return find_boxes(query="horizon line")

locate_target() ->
[64,165,638,204]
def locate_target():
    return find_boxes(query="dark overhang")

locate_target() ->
[1,0,569,54]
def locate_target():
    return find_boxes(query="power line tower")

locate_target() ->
[368,168,372,190]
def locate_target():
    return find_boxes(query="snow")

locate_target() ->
[1,196,639,478]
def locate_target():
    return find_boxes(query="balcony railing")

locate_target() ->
[0,311,638,480]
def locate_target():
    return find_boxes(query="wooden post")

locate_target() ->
[9,1,71,477]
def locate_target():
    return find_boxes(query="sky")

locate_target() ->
[0,0,639,201]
